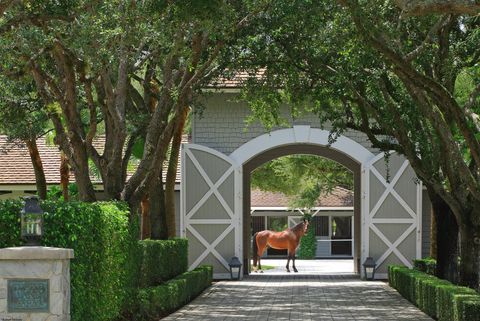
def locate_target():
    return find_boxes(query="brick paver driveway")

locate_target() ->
[163,274,432,321]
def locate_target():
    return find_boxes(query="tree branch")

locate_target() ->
[394,0,480,16]
[406,15,449,62]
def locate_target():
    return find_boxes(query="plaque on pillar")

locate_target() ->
[0,247,74,321]
[7,279,49,313]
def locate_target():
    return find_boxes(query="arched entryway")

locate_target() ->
[181,125,423,279]
[242,144,361,274]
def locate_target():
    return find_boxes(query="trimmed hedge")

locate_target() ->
[137,238,188,287]
[134,265,213,320]
[0,200,207,321]
[298,225,316,259]
[413,257,437,276]
[0,200,136,321]
[389,265,480,321]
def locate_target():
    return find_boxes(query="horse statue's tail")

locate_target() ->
[252,232,259,268]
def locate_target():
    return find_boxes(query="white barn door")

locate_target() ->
[181,144,241,279]
[364,152,422,278]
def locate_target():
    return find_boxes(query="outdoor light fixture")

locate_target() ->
[228,256,242,280]
[363,257,377,281]
[21,196,44,246]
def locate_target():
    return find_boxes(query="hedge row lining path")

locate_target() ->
[163,274,432,320]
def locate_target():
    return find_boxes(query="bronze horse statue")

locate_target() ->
[252,219,309,272]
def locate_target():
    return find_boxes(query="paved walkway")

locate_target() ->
[256,258,354,275]
[163,260,432,321]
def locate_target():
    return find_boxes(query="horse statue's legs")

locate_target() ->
[287,247,299,273]
[292,253,298,273]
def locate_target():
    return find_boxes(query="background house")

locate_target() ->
[251,187,354,258]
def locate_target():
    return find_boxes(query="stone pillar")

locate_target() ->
[0,247,74,321]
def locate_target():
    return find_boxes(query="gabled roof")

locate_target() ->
[250,187,354,208]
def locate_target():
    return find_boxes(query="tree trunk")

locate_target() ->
[429,191,459,283]
[149,171,168,240]
[458,219,480,289]
[165,107,189,238]
[430,206,437,259]
[60,152,69,201]
[25,139,47,200]
[140,194,151,239]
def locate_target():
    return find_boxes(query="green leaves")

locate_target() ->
[251,155,353,209]
[298,224,316,259]
[0,199,135,321]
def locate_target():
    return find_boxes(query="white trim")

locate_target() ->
[369,160,415,219]
[371,218,415,224]
[184,148,234,220]
[351,215,355,257]
[229,125,375,166]
[180,144,187,237]
[250,206,354,211]
[365,152,422,271]
[234,165,243,279]
[213,273,234,280]
[361,164,369,279]
[374,273,388,280]
[416,180,423,259]
[187,223,235,270]
[370,223,416,267]
[187,219,232,224]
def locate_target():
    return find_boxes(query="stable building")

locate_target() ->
[251,188,354,258]
[0,88,434,280]
[181,88,433,279]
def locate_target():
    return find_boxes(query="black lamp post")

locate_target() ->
[363,257,377,280]
[21,196,44,246]
[228,256,242,280]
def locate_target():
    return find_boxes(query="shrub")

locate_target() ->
[135,265,213,320]
[297,224,316,259]
[0,199,23,248]
[454,294,480,321]
[413,257,437,275]
[0,200,136,321]
[388,264,480,321]
[436,283,477,321]
[137,238,188,288]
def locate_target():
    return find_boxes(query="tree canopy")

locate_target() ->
[251,155,353,208]
[227,0,480,287]
[0,0,270,237]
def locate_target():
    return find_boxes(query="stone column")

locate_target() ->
[0,247,74,321]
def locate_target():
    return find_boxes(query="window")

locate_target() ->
[331,216,352,239]
[312,216,329,237]
[267,216,287,232]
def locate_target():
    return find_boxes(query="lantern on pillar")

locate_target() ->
[21,196,44,246]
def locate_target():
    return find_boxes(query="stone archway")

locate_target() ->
[181,125,422,279]
[242,144,362,274]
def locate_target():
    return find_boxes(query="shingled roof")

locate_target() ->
[250,187,354,208]
[0,136,66,185]
[207,70,265,89]
[0,135,186,185]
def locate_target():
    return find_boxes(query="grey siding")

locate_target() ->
[316,240,331,257]
[193,93,381,155]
